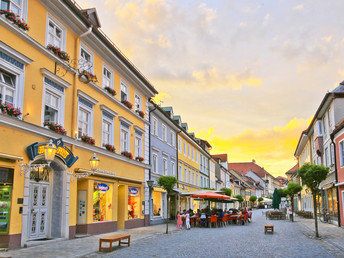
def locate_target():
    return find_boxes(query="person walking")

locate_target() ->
[177,212,183,231]
[185,211,191,230]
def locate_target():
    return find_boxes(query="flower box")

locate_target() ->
[0,103,21,118]
[104,87,116,96]
[121,151,133,159]
[79,70,98,83]
[121,100,133,109]
[43,122,67,135]
[136,110,145,118]
[0,10,29,31]
[46,44,70,62]
[135,156,144,162]
[104,144,115,152]
[81,134,95,145]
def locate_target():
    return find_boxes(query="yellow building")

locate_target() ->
[0,0,157,248]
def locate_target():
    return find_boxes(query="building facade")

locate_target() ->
[0,0,157,248]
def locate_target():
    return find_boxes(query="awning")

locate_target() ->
[180,189,223,196]
[153,187,166,193]
[260,197,272,203]
[190,191,232,200]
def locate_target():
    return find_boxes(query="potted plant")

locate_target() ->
[104,87,116,96]
[80,134,95,145]
[121,151,133,159]
[79,70,98,83]
[0,10,29,31]
[121,100,133,109]
[136,110,145,118]
[103,143,115,152]
[135,156,144,162]
[46,44,70,62]
[43,122,67,135]
[0,103,22,118]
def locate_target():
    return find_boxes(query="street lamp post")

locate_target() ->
[147,179,154,224]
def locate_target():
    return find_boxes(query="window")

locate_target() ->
[196,174,198,186]
[188,144,191,159]
[323,116,327,135]
[47,19,63,48]
[328,109,332,128]
[192,148,194,161]
[170,131,175,146]
[196,150,198,163]
[135,93,142,111]
[77,99,93,138]
[102,118,112,146]
[80,44,93,72]
[152,117,158,136]
[188,169,191,183]
[163,158,167,175]
[102,65,112,89]
[162,124,167,141]
[93,182,113,222]
[184,142,187,156]
[1,0,22,16]
[44,90,60,123]
[324,147,329,167]
[152,154,158,173]
[192,172,195,185]
[171,161,175,176]
[128,187,140,219]
[120,80,129,101]
[135,132,143,158]
[339,141,344,167]
[318,120,323,136]
[178,137,182,152]
[184,168,187,182]
[179,165,182,180]
[0,69,16,105]
[330,144,335,165]
[152,191,163,217]
[120,123,130,152]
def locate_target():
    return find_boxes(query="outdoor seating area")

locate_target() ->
[265,211,286,220]
[295,211,313,218]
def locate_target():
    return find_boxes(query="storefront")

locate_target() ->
[150,187,166,224]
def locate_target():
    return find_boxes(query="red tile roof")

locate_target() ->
[288,164,298,172]
[228,161,273,179]
[212,154,228,163]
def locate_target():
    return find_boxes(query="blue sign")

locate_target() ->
[129,188,139,196]
[97,183,109,192]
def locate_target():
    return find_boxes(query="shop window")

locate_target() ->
[152,191,163,217]
[93,182,113,222]
[0,69,16,105]
[128,187,140,219]
[120,79,129,101]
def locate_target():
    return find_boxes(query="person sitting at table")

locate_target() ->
[200,210,207,227]
[224,208,228,214]
[243,208,249,216]
[196,209,201,216]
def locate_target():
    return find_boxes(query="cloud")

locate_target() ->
[293,4,304,10]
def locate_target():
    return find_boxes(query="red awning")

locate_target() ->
[190,191,232,200]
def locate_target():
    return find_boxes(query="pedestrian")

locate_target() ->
[177,212,183,230]
[185,211,191,230]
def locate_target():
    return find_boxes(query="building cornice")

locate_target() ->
[40,68,71,88]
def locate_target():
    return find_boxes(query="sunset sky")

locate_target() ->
[80,0,344,177]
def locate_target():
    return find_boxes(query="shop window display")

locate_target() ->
[152,191,163,217]
[93,182,113,222]
[128,187,140,219]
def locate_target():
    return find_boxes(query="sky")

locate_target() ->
[79,0,344,177]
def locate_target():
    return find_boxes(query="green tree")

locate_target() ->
[234,194,244,207]
[157,176,178,234]
[249,195,257,207]
[258,197,263,202]
[272,188,281,209]
[285,182,303,222]
[298,163,329,237]
[278,188,288,198]
[220,187,232,196]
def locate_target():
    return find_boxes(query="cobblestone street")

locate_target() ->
[2,209,344,258]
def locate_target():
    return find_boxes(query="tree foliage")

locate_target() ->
[258,197,264,202]
[249,195,257,203]
[234,194,244,203]
[272,188,281,209]
[285,182,303,197]
[278,188,288,198]
[157,176,178,193]
[220,187,232,196]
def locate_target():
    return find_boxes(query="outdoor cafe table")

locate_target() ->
[228,214,241,224]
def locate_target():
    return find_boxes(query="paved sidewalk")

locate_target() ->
[0,223,177,258]
[294,215,344,257]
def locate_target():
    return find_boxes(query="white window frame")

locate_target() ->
[79,42,94,73]
[339,140,344,167]
[101,114,114,147]
[162,124,167,142]
[152,154,158,173]
[184,168,187,183]
[192,148,194,161]
[318,120,323,136]
[102,63,113,89]
[120,123,130,153]
[135,132,143,158]
[196,174,198,186]
[330,143,335,165]
[1,0,28,20]
[178,164,182,180]
[134,92,142,111]
[324,147,329,167]
[171,161,175,177]
[188,144,191,159]
[45,13,67,50]
[188,169,191,184]
[120,79,129,102]
[163,158,168,175]
[42,83,65,126]
[152,117,158,136]
[184,142,187,156]
[77,100,93,138]
[178,137,182,152]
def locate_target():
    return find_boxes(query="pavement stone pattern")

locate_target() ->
[1,210,344,258]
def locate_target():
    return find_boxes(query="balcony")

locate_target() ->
[314,136,323,156]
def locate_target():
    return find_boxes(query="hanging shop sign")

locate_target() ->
[129,187,139,196]
[26,138,78,168]
[97,183,109,192]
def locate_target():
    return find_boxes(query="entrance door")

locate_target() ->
[28,182,50,240]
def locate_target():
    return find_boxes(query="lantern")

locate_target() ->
[90,153,100,171]
[44,139,57,163]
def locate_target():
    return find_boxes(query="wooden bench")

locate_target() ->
[265,224,274,234]
[99,234,130,252]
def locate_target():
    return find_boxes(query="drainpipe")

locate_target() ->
[330,134,341,227]
[148,103,157,224]
[176,130,182,213]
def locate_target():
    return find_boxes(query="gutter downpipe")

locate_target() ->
[148,103,157,224]
[330,134,341,227]
[176,130,182,213]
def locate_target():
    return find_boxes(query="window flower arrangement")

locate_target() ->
[0,10,29,31]
[121,100,133,109]
[136,110,145,118]
[81,134,95,145]
[135,156,144,162]
[103,144,115,152]
[46,44,70,62]
[121,151,133,159]
[43,122,67,135]
[79,70,98,83]
[0,103,21,118]
[104,87,116,96]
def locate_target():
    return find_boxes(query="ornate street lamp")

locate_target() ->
[89,153,100,171]
[44,139,57,164]
[147,179,154,189]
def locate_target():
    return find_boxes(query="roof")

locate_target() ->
[212,154,228,163]
[228,161,273,179]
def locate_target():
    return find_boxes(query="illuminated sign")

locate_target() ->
[129,187,139,196]
[26,138,78,168]
[97,183,109,192]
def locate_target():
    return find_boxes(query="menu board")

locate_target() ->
[0,186,11,234]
